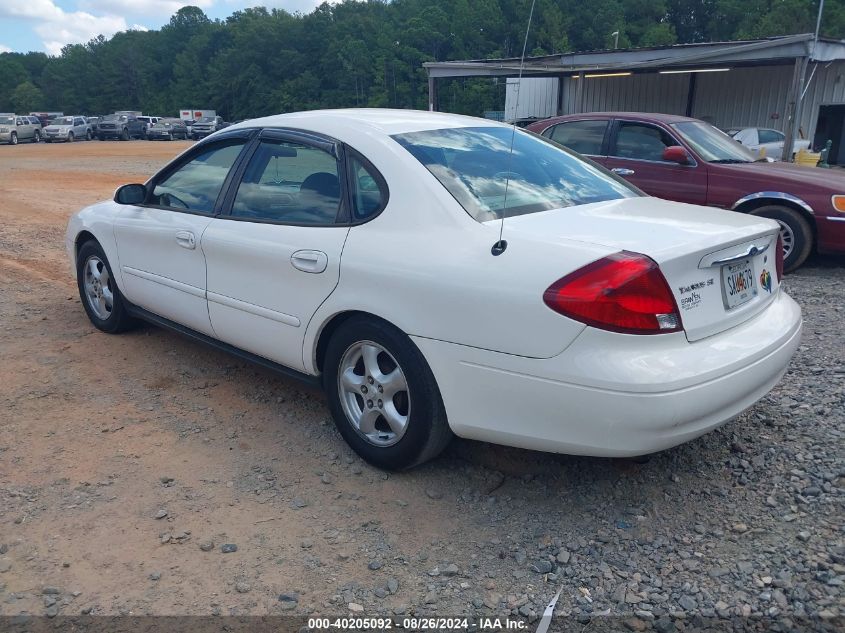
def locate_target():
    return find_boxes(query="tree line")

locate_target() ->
[0,0,843,119]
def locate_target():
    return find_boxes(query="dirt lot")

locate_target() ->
[0,140,843,626]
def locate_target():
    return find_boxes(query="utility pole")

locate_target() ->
[783,0,825,161]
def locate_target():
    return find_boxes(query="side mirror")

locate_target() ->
[662,146,692,165]
[114,183,147,205]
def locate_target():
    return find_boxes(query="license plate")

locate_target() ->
[722,259,756,309]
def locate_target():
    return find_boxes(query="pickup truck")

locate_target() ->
[97,113,146,141]
[191,116,227,140]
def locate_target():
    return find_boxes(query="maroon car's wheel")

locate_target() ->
[750,205,813,272]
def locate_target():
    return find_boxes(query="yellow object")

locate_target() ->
[832,195,845,213]
[795,148,822,167]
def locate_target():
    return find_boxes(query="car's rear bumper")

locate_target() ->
[413,289,802,457]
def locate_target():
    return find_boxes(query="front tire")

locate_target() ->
[750,205,813,272]
[67,132,74,143]
[120,128,129,141]
[86,130,92,141]
[33,130,41,143]
[323,316,452,470]
[76,241,135,333]
[9,132,17,145]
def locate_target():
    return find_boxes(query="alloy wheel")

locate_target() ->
[82,255,114,320]
[776,220,794,260]
[337,341,411,447]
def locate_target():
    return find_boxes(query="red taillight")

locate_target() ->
[543,251,683,335]
[775,234,784,282]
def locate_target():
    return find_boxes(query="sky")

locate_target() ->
[0,0,335,56]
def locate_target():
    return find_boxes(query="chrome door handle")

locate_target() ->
[291,250,328,274]
[175,230,196,249]
[612,167,635,176]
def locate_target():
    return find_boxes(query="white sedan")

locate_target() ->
[66,109,802,470]
[728,126,811,160]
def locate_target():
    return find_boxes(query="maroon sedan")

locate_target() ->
[527,112,845,271]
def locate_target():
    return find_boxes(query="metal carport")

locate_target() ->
[424,34,845,161]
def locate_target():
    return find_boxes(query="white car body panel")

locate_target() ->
[414,289,800,456]
[65,109,803,458]
[113,206,215,336]
[203,220,350,371]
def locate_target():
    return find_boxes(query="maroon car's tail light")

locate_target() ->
[543,251,683,335]
[775,234,784,282]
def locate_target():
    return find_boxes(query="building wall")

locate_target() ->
[505,62,845,143]
[505,77,558,120]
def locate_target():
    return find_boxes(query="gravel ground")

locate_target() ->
[0,142,842,631]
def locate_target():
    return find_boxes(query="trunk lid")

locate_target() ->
[498,196,781,341]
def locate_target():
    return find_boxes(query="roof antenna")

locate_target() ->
[492,0,537,257]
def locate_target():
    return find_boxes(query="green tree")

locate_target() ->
[11,81,44,113]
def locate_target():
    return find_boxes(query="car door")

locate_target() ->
[73,117,85,138]
[113,131,252,335]
[542,119,609,166]
[15,117,32,141]
[604,120,708,205]
[201,129,378,371]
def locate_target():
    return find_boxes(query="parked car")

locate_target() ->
[30,111,63,128]
[65,109,801,469]
[727,127,811,160]
[146,118,188,141]
[0,114,42,144]
[190,115,225,139]
[528,112,845,271]
[137,116,160,137]
[43,115,92,142]
[97,113,146,141]
[88,116,102,136]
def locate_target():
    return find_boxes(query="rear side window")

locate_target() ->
[612,123,677,162]
[349,154,387,220]
[151,140,246,214]
[547,120,608,155]
[231,139,341,224]
[758,129,784,144]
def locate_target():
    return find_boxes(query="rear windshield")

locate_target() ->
[54,117,74,125]
[0,116,13,125]
[103,114,126,122]
[392,126,639,222]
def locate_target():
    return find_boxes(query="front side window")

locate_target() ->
[151,140,246,213]
[548,120,608,155]
[393,126,639,222]
[612,123,677,162]
[672,121,756,163]
[231,139,341,224]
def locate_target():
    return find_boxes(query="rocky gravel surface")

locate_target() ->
[0,143,842,631]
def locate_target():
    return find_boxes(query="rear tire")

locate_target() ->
[323,316,452,470]
[85,130,92,141]
[33,130,41,143]
[749,205,813,272]
[76,241,136,334]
